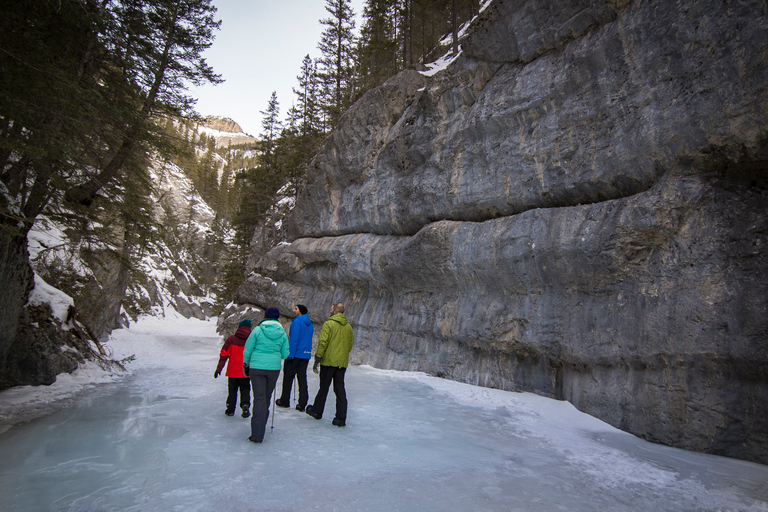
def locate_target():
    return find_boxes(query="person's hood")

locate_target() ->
[330,313,348,326]
[259,319,285,339]
[234,325,251,340]
[295,314,312,327]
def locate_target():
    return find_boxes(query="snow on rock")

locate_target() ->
[26,273,74,328]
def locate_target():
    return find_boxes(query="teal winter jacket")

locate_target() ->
[243,319,289,371]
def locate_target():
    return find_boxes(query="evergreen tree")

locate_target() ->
[293,55,323,137]
[64,0,223,207]
[1,0,120,234]
[358,0,400,91]
[194,137,220,207]
[231,93,284,253]
[259,92,282,173]
[0,0,222,237]
[317,0,357,128]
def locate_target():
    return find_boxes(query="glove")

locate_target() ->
[214,370,221,378]
[312,356,322,374]
[243,364,250,377]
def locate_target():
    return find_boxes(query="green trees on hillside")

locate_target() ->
[0,0,225,326]
[224,0,483,270]
[1,0,485,314]
[0,0,222,237]
[356,0,481,91]
[318,0,358,127]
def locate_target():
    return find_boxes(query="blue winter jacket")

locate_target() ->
[288,314,314,359]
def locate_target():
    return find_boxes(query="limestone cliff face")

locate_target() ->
[199,116,257,146]
[200,116,244,134]
[237,0,768,463]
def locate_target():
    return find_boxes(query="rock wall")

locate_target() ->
[237,0,768,463]
[0,229,101,390]
[0,227,34,384]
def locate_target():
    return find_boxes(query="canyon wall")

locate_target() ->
[236,0,768,463]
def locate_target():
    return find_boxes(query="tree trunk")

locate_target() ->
[452,0,459,55]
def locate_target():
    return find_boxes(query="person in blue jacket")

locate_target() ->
[243,307,289,444]
[275,304,314,412]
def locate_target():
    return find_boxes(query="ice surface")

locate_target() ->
[0,315,766,511]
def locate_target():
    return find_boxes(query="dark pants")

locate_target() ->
[226,377,250,414]
[279,358,309,407]
[311,366,347,421]
[249,369,280,442]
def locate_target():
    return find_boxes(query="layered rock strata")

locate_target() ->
[236,0,768,463]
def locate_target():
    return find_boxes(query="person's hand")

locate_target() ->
[312,356,322,374]
[214,370,221,378]
[243,364,250,377]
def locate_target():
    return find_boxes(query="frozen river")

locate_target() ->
[0,316,766,511]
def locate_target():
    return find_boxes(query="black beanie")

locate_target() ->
[264,307,280,319]
[296,304,308,315]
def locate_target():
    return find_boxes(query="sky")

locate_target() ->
[1,313,767,511]
[190,0,366,137]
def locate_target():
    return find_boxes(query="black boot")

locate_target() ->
[305,404,321,420]
[275,399,290,408]
[332,417,346,427]
[241,404,250,418]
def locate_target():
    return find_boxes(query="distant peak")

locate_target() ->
[200,116,244,134]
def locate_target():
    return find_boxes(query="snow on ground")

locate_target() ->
[0,314,767,511]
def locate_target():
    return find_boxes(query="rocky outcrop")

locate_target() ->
[236,0,768,463]
[0,304,102,389]
[199,116,257,147]
[0,228,112,390]
[0,228,35,386]
[200,116,245,134]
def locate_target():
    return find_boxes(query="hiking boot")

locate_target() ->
[247,437,262,444]
[275,399,290,408]
[295,404,305,412]
[225,410,235,417]
[305,405,321,420]
[241,405,250,418]
[332,418,346,427]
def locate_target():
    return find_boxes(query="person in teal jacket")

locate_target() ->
[243,307,289,443]
[306,302,354,427]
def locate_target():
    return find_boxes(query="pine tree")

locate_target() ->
[64,0,223,207]
[358,0,401,91]
[293,55,323,137]
[317,0,357,128]
[195,138,220,207]
[259,92,282,173]
[1,0,118,234]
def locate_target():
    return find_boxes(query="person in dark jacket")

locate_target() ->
[306,303,354,427]
[215,319,252,418]
[275,304,314,412]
